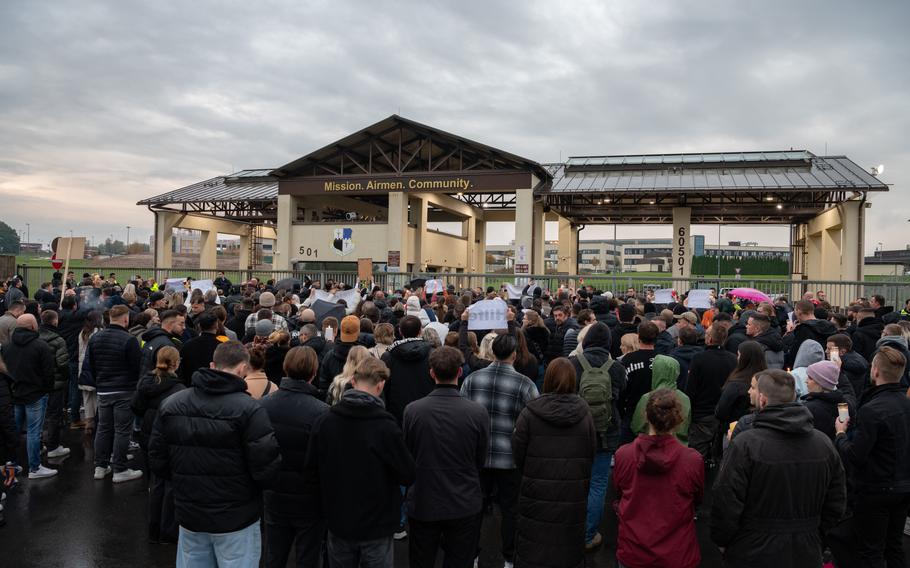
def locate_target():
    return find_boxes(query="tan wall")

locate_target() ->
[289,223,390,263]
[864,263,905,277]
[422,231,469,269]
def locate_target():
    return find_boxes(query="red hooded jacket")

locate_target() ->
[613,434,704,568]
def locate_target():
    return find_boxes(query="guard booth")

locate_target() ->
[268,115,552,275]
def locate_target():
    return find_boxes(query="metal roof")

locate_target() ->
[547,154,888,194]
[137,170,278,205]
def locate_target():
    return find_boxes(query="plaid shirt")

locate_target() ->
[460,361,538,469]
[243,312,289,334]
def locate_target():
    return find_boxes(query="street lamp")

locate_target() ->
[26,223,30,245]
[126,225,131,252]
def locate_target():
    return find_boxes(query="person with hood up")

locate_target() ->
[630,355,691,445]
[744,313,785,369]
[405,295,431,328]
[318,315,363,401]
[876,323,910,388]
[784,299,837,370]
[827,333,869,397]
[381,315,435,425]
[800,360,852,441]
[131,346,185,543]
[711,369,846,567]
[610,304,639,359]
[4,314,56,479]
[298,323,330,362]
[613,389,704,568]
[669,327,704,390]
[790,339,825,399]
[567,322,628,550]
[512,358,596,568]
[723,309,754,355]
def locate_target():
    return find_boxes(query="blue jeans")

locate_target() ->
[585,449,613,543]
[15,395,48,472]
[176,521,261,568]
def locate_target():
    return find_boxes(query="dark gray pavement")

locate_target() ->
[0,428,900,567]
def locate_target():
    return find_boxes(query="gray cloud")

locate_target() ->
[0,0,907,252]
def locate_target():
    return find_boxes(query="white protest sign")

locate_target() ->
[335,288,361,310]
[468,298,508,330]
[424,279,444,294]
[653,288,675,305]
[314,289,334,302]
[183,279,221,307]
[686,289,712,310]
[505,283,524,300]
[164,278,186,292]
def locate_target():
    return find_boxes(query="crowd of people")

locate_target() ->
[1,270,910,567]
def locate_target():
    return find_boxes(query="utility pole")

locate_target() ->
[126,225,131,252]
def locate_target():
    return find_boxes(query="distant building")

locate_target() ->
[486,237,789,273]
[19,242,44,254]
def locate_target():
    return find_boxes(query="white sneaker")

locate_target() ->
[28,466,58,479]
[112,469,143,484]
[503,562,514,568]
[47,446,71,458]
[94,466,112,480]
[393,530,408,540]
[904,517,910,537]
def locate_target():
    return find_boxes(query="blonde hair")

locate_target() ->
[478,332,497,361]
[268,330,291,346]
[620,333,640,355]
[154,346,180,383]
[329,345,371,404]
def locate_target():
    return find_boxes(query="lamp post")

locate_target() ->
[26,223,30,246]
[126,225,131,253]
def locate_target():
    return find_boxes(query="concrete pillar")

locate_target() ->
[238,227,251,270]
[839,201,863,281]
[557,216,578,274]
[514,188,534,275]
[412,196,428,271]
[532,202,546,274]
[387,191,409,273]
[273,194,293,270]
[672,207,692,279]
[154,212,175,269]
[475,220,486,273]
[199,230,217,268]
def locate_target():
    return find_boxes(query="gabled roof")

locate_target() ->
[270,115,550,182]
[137,170,278,205]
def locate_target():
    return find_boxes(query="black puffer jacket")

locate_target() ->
[512,394,596,568]
[4,328,54,405]
[801,390,851,441]
[260,378,329,521]
[381,338,434,424]
[711,404,846,568]
[524,325,550,359]
[724,320,749,355]
[317,340,357,399]
[132,372,185,450]
[38,325,70,390]
[178,332,224,386]
[148,368,281,534]
[786,318,837,369]
[139,327,182,380]
[851,318,885,362]
[751,328,785,370]
[85,324,142,394]
[835,383,910,495]
[840,351,870,397]
[57,308,88,362]
[545,318,579,365]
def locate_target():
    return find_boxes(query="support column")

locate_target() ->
[238,227,251,270]
[273,194,293,270]
[514,188,534,275]
[475,219,486,273]
[672,207,692,289]
[557,216,578,274]
[154,212,175,269]
[532,202,545,274]
[412,196,428,271]
[199,230,217,269]
[387,192,409,276]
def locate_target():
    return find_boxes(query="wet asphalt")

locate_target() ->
[0,427,898,567]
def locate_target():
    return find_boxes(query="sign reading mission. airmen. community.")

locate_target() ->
[277,171,534,196]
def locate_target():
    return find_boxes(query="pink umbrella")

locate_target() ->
[727,287,771,304]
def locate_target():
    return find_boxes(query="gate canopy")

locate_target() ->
[541,151,888,224]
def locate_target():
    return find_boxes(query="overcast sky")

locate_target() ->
[1,0,907,253]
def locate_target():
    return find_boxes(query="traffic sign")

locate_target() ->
[51,255,63,270]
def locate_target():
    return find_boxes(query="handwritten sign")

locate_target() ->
[653,288,675,305]
[468,298,508,330]
[687,289,712,310]
[424,279,444,294]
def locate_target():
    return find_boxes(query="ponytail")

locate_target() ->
[153,346,180,384]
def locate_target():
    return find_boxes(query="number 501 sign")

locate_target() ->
[672,208,691,277]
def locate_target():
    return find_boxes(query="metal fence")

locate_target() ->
[15,265,910,310]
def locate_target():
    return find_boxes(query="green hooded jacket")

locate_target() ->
[630,354,692,445]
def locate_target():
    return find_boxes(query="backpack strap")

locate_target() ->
[598,358,614,373]
[577,352,593,372]
[262,380,272,396]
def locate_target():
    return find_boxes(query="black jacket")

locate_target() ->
[546,319,579,365]
[140,327,182,381]
[38,325,70,390]
[835,383,910,495]
[750,328,785,369]
[851,318,885,363]
[403,384,489,522]
[786,318,837,369]
[801,390,851,442]
[3,328,54,404]
[715,378,751,426]
[85,324,142,394]
[590,296,618,329]
[569,346,628,451]
[711,404,846,567]
[226,309,251,341]
[317,340,358,399]
[685,346,737,420]
[669,344,704,391]
[304,390,416,540]
[724,321,749,355]
[300,335,331,362]
[260,378,329,521]
[524,326,550,361]
[381,338,434,425]
[264,344,290,383]
[610,322,639,360]
[512,394,596,568]
[131,371,185,450]
[57,308,88,362]
[654,330,675,355]
[178,332,224,386]
[840,351,869,398]
[148,368,281,534]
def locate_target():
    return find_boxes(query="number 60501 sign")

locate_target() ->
[676,227,686,275]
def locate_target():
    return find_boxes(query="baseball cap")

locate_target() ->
[340,315,360,343]
[255,319,274,337]
[674,312,698,325]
